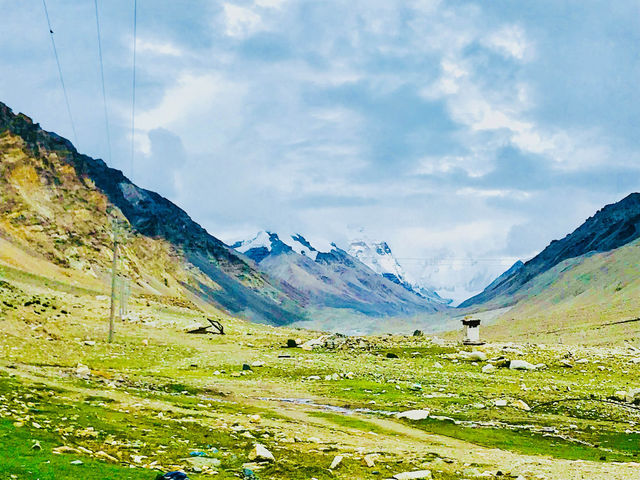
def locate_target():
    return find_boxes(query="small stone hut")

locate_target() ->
[461,318,483,345]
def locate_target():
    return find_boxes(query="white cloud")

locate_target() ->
[223,3,263,38]
[254,0,288,8]
[484,25,531,61]
[136,38,183,57]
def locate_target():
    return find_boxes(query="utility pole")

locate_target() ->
[108,219,119,343]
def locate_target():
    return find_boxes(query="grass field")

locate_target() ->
[1,261,640,480]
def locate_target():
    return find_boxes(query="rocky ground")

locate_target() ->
[1,263,640,480]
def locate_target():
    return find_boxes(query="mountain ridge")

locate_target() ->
[460,193,640,308]
[0,101,308,325]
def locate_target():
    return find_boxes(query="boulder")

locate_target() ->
[75,363,91,378]
[509,360,537,370]
[249,444,275,462]
[464,351,487,361]
[393,470,432,479]
[329,455,343,469]
[396,409,430,421]
[512,400,531,411]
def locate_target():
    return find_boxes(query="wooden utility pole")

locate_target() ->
[108,219,119,343]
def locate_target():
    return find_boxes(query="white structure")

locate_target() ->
[462,318,483,345]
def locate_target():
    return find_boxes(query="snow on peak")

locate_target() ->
[288,233,318,260]
[232,231,326,261]
[348,238,409,284]
[232,230,273,253]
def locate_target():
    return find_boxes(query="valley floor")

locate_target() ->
[1,263,640,480]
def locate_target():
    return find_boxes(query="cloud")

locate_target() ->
[483,25,531,61]
[3,0,639,300]
[136,38,183,57]
[223,3,263,38]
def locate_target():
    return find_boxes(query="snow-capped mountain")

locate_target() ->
[232,231,448,317]
[348,237,451,305]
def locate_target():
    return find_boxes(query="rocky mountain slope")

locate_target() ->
[461,193,640,308]
[0,101,306,325]
[233,231,447,316]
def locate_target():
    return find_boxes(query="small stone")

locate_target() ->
[249,414,261,423]
[482,364,496,374]
[494,399,508,407]
[251,361,265,367]
[95,450,118,463]
[364,454,377,467]
[70,460,83,465]
[242,364,252,371]
[329,455,343,469]
[75,363,91,378]
[286,339,298,348]
[386,352,399,359]
[31,440,42,450]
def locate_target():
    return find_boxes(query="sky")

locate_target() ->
[1,0,639,302]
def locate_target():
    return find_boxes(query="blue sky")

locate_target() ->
[1,0,639,300]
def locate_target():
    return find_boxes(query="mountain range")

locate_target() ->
[232,231,447,317]
[2,99,640,343]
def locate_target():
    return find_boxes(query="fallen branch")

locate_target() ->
[186,318,224,335]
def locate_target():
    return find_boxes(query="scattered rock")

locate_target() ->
[249,443,275,463]
[95,450,118,463]
[482,364,496,374]
[53,446,81,455]
[494,399,508,407]
[396,409,430,420]
[512,399,531,411]
[242,364,252,371]
[393,470,432,479]
[329,455,343,469]
[249,414,261,423]
[386,352,399,359]
[75,363,91,378]
[363,454,377,467]
[464,351,487,361]
[251,361,265,367]
[509,360,538,371]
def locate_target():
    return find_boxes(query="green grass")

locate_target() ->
[407,417,639,463]
[0,419,156,479]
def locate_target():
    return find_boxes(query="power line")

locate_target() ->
[130,0,138,180]
[93,0,112,165]
[41,0,78,146]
